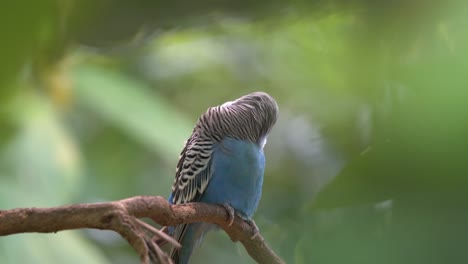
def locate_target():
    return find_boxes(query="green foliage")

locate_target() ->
[0,93,107,263]
[73,64,192,160]
[2,1,468,263]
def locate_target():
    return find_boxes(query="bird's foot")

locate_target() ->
[221,203,235,226]
[245,218,260,240]
[153,226,168,245]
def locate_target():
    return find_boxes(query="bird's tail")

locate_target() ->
[170,223,207,264]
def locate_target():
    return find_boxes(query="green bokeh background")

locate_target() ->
[2,1,468,263]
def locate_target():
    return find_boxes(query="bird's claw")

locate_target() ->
[245,218,260,240]
[219,205,260,239]
[221,203,235,226]
[153,226,169,246]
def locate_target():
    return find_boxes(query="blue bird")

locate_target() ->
[168,92,279,264]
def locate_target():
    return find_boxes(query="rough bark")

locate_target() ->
[0,195,285,264]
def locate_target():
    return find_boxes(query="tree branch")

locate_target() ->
[0,196,285,264]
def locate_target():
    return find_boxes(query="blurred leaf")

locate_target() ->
[0,1,57,88]
[1,92,82,206]
[0,232,109,264]
[0,1,59,147]
[294,206,389,264]
[72,64,192,160]
[0,92,108,263]
[310,147,395,209]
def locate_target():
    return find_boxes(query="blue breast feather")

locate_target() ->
[167,137,266,263]
[202,137,265,218]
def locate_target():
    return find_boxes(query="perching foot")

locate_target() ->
[245,218,260,239]
[154,226,169,246]
[222,203,235,226]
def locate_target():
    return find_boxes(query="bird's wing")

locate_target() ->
[170,133,214,261]
[171,133,213,204]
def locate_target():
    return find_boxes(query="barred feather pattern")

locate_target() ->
[171,132,213,204]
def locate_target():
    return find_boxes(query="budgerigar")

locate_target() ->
[168,92,279,264]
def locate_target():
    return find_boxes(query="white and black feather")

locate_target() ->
[171,133,213,204]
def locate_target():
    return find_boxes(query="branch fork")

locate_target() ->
[0,196,284,264]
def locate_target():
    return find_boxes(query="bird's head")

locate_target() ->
[218,92,279,146]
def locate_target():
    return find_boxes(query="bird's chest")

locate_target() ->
[203,138,265,217]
